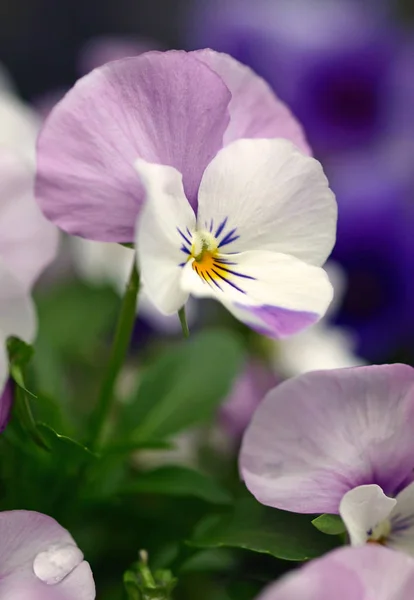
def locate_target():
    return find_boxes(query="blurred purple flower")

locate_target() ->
[327,147,414,359]
[257,545,414,600]
[35,49,310,243]
[0,510,95,599]
[189,0,395,152]
[220,359,278,440]
[241,364,414,555]
[0,380,13,433]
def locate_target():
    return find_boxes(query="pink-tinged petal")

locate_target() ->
[36,51,231,242]
[240,364,414,514]
[194,49,311,154]
[257,545,414,600]
[0,150,59,291]
[0,510,95,600]
[0,379,13,432]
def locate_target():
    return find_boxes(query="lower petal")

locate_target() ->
[181,250,333,338]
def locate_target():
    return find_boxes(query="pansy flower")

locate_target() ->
[257,545,414,600]
[36,49,336,337]
[135,137,336,336]
[240,364,414,555]
[0,510,95,599]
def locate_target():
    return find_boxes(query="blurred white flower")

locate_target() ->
[275,262,365,376]
[0,69,59,400]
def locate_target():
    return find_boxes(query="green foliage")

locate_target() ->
[311,513,347,535]
[189,492,339,561]
[119,466,232,505]
[118,329,245,442]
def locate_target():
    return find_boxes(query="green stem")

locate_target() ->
[90,259,140,450]
[178,306,190,338]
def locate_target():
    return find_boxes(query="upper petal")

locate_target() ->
[36,51,231,242]
[240,364,414,514]
[196,138,337,265]
[0,257,36,343]
[135,160,196,314]
[0,150,59,291]
[339,485,396,546]
[181,250,333,337]
[257,545,414,600]
[193,49,311,154]
[0,510,95,600]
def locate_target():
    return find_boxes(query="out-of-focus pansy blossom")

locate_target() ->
[0,83,59,405]
[35,48,310,243]
[71,237,196,333]
[220,359,278,441]
[0,88,39,164]
[241,364,414,556]
[256,545,414,600]
[136,136,336,337]
[189,0,395,152]
[0,510,95,599]
[327,148,414,359]
[36,49,336,337]
[276,262,364,376]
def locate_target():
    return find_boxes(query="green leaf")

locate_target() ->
[7,337,34,368]
[37,424,97,463]
[311,514,346,535]
[34,279,119,358]
[180,549,236,573]
[120,466,232,505]
[120,329,245,441]
[188,494,339,561]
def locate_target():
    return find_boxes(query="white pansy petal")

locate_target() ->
[196,138,337,265]
[135,160,196,315]
[388,482,414,557]
[181,250,333,337]
[0,257,36,343]
[339,485,396,546]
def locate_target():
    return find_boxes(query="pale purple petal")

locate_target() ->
[36,51,232,242]
[240,364,414,514]
[193,49,311,154]
[257,545,414,600]
[0,150,59,291]
[0,510,95,600]
[0,380,13,433]
[234,304,319,338]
